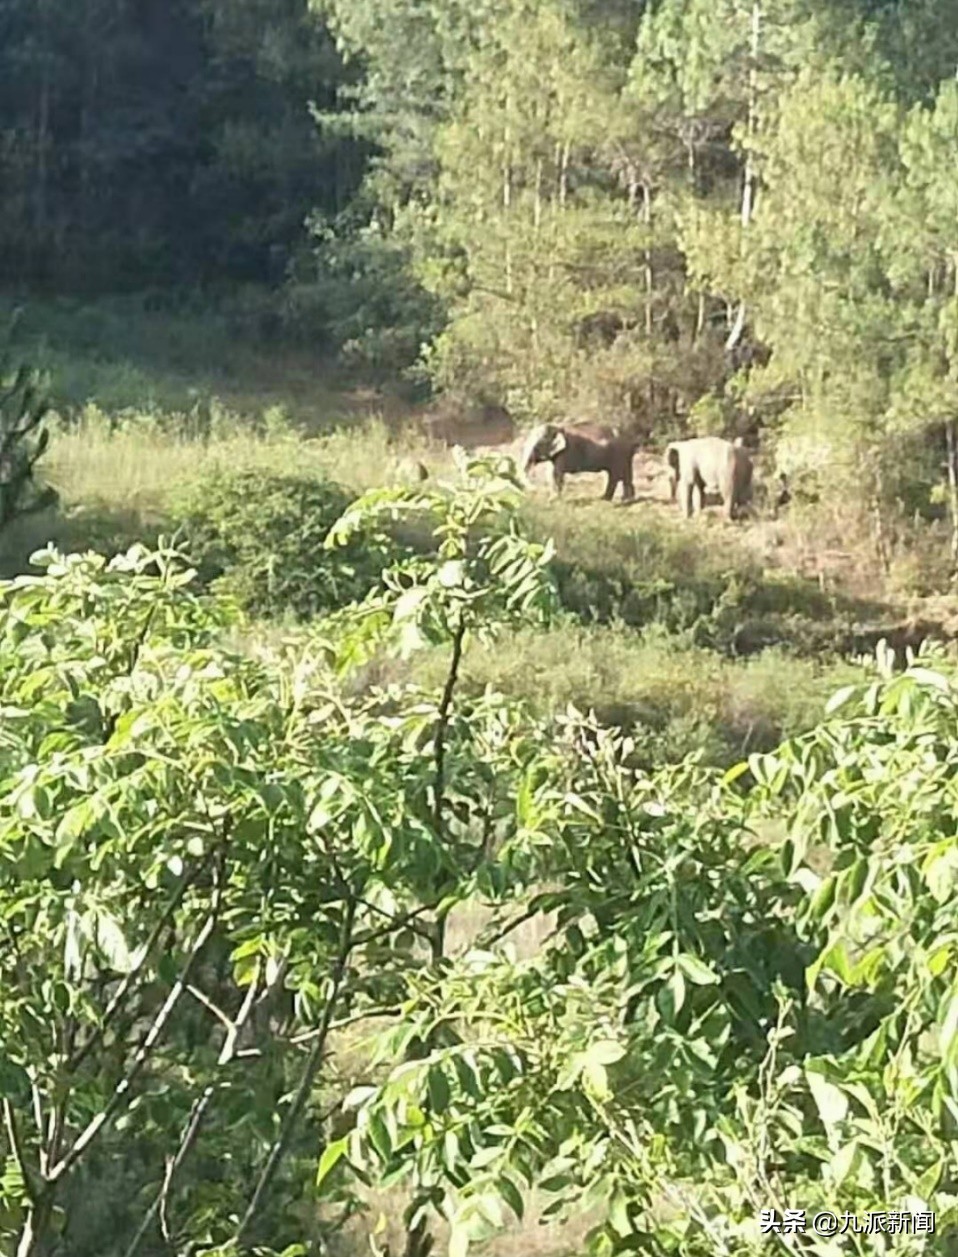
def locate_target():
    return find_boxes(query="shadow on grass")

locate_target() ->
[521,498,894,660]
[0,500,171,579]
[0,291,416,435]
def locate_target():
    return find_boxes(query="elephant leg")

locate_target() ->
[692,477,705,515]
[602,470,617,501]
[622,463,636,502]
[681,478,694,519]
[551,463,565,496]
[722,477,736,520]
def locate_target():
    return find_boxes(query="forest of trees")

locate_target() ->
[6,3,958,1256]
[7,0,958,531]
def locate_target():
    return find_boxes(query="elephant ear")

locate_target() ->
[548,427,568,457]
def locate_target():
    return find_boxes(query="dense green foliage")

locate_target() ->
[0,0,363,292]
[172,468,402,621]
[0,331,56,536]
[308,0,958,541]
[3,463,958,1257]
[9,0,958,542]
[8,0,958,1252]
[342,644,958,1256]
[0,460,556,1257]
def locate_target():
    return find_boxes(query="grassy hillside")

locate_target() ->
[2,296,945,779]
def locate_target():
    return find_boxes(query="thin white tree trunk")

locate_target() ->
[726,1,762,353]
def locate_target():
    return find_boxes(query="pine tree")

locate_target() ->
[0,317,57,537]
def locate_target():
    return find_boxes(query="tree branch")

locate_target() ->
[122,968,263,1257]
[48,847,227,1186]
[433,616,466,845]
[234,901,357,1248]
[68,857,208,1073]
[3,1098,38,1204]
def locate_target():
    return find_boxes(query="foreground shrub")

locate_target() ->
[0,457,557,1257]
[7,458,958,1257]
[172,467,407,620]
[340,645,958,1254]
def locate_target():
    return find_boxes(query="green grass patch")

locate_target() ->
[366,622,864,769]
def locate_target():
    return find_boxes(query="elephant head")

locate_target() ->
[522,423,567,475]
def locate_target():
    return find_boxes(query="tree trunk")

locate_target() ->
[871,469,891,576]
[946,419,958,577]
[642,182,654,338]
[34,66,51,261]
[695,291,706,344]
[740,1,761,230]
[726,1,762,353]
[503,120,512,295]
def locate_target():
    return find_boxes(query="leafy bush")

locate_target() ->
[0,336,57,537]
[6,463,958,1257]
[0,460,558,1257]
[172,467,408,620]
[522,502,853,656]
[342,645,958,1254]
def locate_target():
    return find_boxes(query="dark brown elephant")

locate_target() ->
[522,423,640,501]
[665,435,754,520]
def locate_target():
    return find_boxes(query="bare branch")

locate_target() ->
[433,617,466,845]
[234,903,357,1247]
[3,1098,37,1204]
[29,1082,45,1176]
[48,854,226,1186]
[68,856,209,1074]
[122,967,263,1257]
[289,1005,402,1045]
[186,985,233,1031]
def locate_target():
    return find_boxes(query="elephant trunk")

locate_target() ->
[520,429,543,480]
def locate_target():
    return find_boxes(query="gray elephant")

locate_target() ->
[522,422,640,501]
[665,435,754,520]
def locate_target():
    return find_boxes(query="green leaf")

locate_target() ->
[923,843,958,904]
[582,1061,611,1101]
[315,1138,348,1189]
[343,1085,378,1111]
[427,1065,451,1115]
[805,1069,848,1133]
[677,955,718,986]
[366,1111,393,1161]
[915,1158,943,1202]
[824,685,859,715]
[929,944,951,978]
[587,1040,626,1066]
[940,989,958,1058]
[89,911,132,973]
[721,760,749,785]
[827,1138,859,1189]
[498,1173,525,1221]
